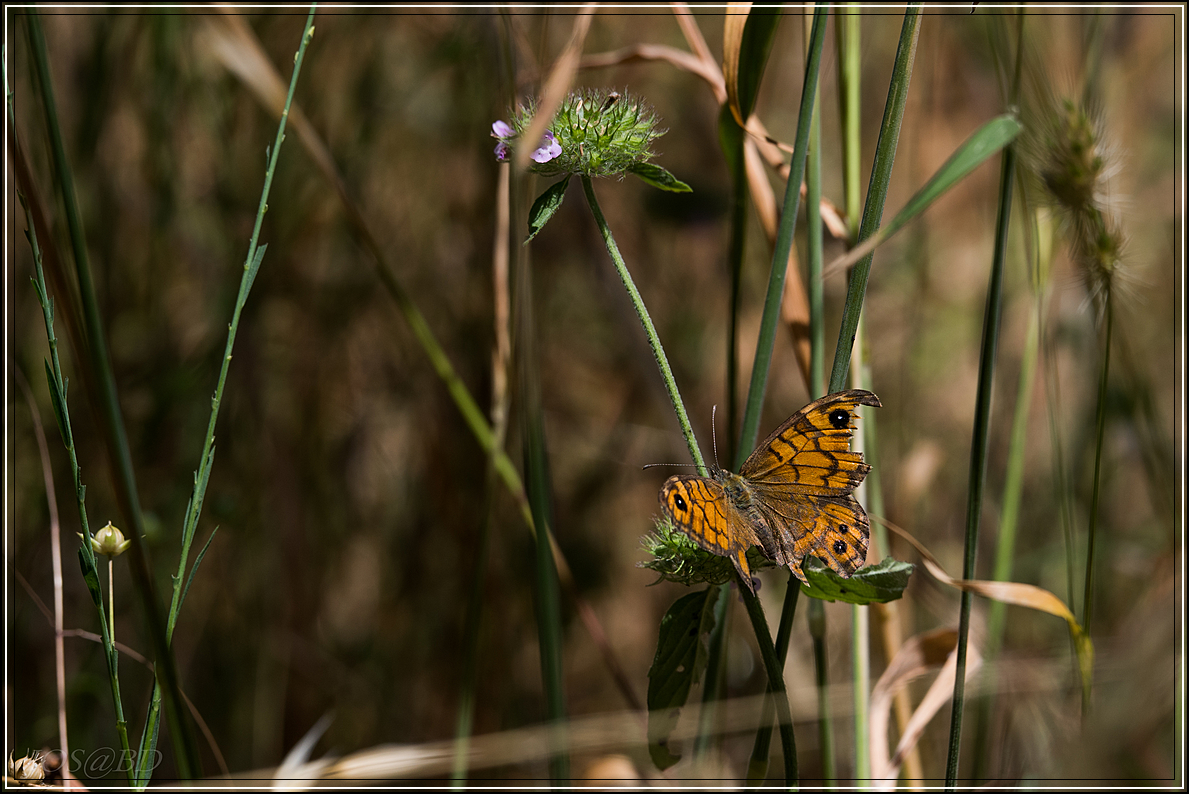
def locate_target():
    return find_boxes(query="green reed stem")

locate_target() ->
[972,271,1040,781]
[749,9,827,784]
[738,577,798,785]
[523,173,568,785]
[746,578,801,784]
[693,582,731,761]
[735,5,826,469]
[837,4,862,239]
[827,5,921,395]
[722,105,749,469]
[581,175,705,474]
[25,10,200,777]
[944,140,1016,791]
[136,10,317,785]
[23,193,134,785]
[1082,289,1113,660]
[809,598,835,787]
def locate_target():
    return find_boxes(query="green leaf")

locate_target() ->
[646,587,720,770]
[78,547,103,608]
[44,359,67,439]
[243,242,268,296]
[526,177,571,241]
[881,114,1022,240]
[736,9,782,120]
[799,557,914,604]
[628,163,692,193]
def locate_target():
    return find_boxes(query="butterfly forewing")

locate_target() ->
[660,475,756,587]
[741,389,880,497]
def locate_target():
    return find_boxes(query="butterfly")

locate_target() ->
[659,389,880,593]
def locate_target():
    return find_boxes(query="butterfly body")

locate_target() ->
[659,389,881,592]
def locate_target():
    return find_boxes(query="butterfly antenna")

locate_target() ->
[642,462,699,471]
[711,404,721,471]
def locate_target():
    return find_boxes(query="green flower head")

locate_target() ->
[494,89,673,180]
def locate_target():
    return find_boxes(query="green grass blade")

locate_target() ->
[824,115,1023,276]
[944,141,1017,792]
[828,5,922,395]
[734,5,827,469]
[26,10,199,775]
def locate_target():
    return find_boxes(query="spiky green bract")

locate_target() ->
[640,517,772,589]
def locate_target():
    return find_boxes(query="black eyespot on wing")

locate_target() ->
[833,540,847,555]
[839,524,850,535]
[674,493,687,512]
[829,408,850,429]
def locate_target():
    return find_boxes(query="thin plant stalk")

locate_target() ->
[692,582,731,762]
[1081,289,1113,681]
[824,5,920,787]
[739,582,799,785]
[806,13,834,783]
[25,11,198,774]
[747,9,827,782]
[734,5,827,468]
[518,210,570,786]
[944,141,1017,791]
[580,176,705,473]
[850,341,871,783]
[972,273,1041,781]
[827,5,922,395]
[837,3,862,238]
[16,370,72,786]
[745,579,801,784]
[452,160,514,787]
[22,194,134,785]
[135,10,318,785]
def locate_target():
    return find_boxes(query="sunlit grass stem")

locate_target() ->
[25,10,199,775]
[944,141,1016,791]
[22,195,134,785]
[136,9,318,785]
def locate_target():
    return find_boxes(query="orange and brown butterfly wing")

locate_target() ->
[741,389,881,495]
[741,389,880,580]
[754,493,871,582]
[659,475,758,591]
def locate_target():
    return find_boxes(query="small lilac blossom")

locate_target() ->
[494,141,510,162]
[531,130,562,164]
[491,119,514,138]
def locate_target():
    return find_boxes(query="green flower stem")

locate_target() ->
[745,578,800,784]
[828,4,921,395]
[26,11,198,775]
[944,140,1016,790]
[580,175,706,474]
[1082,289,1112,659]
[809,598,835,787]
[137,10,318,785]
[23,195,134,785]
[693,582,732,760]
[735,5,826,468]
[738,577,798,786]
[837,4,862,237]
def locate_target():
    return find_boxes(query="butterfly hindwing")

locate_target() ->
[660,474,757,590]
[741,389,880,497]
[756,493,871,582]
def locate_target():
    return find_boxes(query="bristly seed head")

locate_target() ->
[491,89,665,178]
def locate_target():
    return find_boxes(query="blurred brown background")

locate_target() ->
[7,7,1179,784]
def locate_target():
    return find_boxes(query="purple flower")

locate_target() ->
[494,141,510,162]
[531,130,562,164]
[491,120,514,138]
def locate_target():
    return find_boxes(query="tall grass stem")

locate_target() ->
[944,141,1016,790]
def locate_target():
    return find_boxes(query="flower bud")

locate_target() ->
[92,521,131,558]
